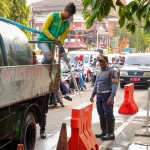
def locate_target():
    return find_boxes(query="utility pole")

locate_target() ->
[30,2,34,40]
[29,0,43,40]
[96,21,99,50]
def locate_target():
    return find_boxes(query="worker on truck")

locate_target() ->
[37,2,76,64]
[36,2,76,139]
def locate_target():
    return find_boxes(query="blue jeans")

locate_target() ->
[37,43,52,64]
[96,93,114,119]
[78,72,84,88]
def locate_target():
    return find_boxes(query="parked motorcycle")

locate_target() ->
[69,71,80,92]
[61,70,79,93]
[61,70,72,84]
[91,67,100,85]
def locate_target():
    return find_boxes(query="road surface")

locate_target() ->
[35,83,150,150]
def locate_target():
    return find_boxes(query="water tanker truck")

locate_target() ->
[0,20,60,150]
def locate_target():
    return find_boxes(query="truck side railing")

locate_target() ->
[29,40,56,63]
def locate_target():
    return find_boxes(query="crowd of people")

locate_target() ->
[91,55,125,85]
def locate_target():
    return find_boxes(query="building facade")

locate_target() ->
[31,0,126,50]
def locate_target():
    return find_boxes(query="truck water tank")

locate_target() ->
[0,21,32,66]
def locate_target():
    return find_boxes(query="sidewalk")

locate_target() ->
[92,103,150,150]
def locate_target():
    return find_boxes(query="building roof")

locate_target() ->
[64,41,87,49]
[32,0,83,12]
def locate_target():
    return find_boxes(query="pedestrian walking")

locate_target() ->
[90,55,118,140]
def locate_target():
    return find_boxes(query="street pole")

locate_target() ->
[97,21,99,49]
[30,3,34,40]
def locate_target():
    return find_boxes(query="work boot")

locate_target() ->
[95,116,107,138]
[40,129,46,139]
[39,115,46,139]
[101,118,115,140]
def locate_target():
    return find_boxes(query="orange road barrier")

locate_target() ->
[56,122,68,150]
[16,144,24,150]
[118,83,138,114]
[68,102,99,150]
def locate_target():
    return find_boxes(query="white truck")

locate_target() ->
[97,48,108,55]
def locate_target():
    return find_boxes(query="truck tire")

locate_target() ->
[21,112,36,150]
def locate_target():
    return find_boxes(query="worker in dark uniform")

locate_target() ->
[90,55,118,141]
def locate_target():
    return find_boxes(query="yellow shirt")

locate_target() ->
[41,12,69,45]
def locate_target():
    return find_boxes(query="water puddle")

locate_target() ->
[127,143,150,150]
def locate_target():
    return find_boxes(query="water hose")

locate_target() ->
[0,17,43,34]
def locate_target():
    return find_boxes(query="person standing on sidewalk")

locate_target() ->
[37,2,76,64]
[90,55,118,140]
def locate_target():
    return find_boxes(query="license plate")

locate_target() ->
[130,78,140,81]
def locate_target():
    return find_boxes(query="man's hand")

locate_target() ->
[90,97,94,103]
[107,98,114,105]
[53,38,59,45]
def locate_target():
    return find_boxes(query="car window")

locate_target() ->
[68,54,75,63]
[125,55,150,66]
[83,54,89,63]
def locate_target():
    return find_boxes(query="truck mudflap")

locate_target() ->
[0,64,60,109]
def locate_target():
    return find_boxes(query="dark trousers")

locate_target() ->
[96,93,114,119]
[38,94,49,131]
[60,81,69,95]
[50,92,57,104]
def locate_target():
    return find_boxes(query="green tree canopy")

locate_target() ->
[113,23,150,52]
[0,0,30,38]
[82,0,150,33]
[0,0,10,17]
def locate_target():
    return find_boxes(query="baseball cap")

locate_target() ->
[98,55,108,62]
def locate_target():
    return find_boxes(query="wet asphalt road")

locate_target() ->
[35,83,150,150]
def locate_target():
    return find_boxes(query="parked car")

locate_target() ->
[68,51,99,82]
[107,54,120,64]
[119,53,150,88]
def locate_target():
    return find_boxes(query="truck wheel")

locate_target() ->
[21,112,36,150]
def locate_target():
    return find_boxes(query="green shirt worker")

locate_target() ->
[37,2,76,64]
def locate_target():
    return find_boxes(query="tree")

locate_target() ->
[0,0,11,17]
[8,0,31,38]
[82,0,150,33]
[113,21,150,52]
[0,0,31,38]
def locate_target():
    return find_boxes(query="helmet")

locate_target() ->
[79,54,84,61]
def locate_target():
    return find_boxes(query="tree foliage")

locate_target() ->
[113,21,150,52]
[0,0,30,38]
[0,0,10,17]
[82,0,150,33]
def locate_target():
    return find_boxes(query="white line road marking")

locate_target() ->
[99,102,146,150]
